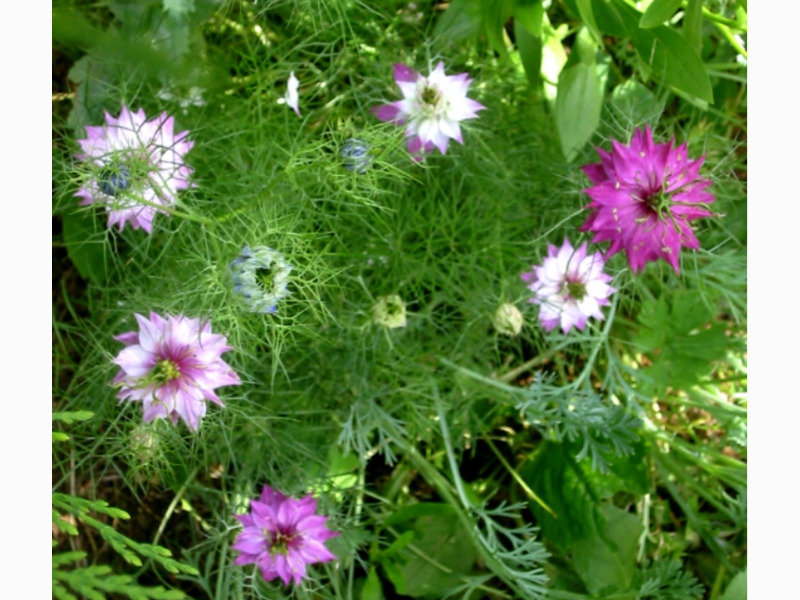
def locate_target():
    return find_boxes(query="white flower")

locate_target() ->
[284,71,301,116]
[521,239,616,334]
[372,62,485,158]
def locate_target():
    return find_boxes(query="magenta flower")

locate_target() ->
[76,105,194,234]
[371,61,485,159]
[112,312,240,431]
[579,125,715,274]
[521,239,616,334]
[232,485,338,586]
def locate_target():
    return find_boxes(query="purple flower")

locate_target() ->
[112,312,240,431]
[579,125,715,274]
[76,105,194,234]
[371,61,485,159]
[521,239,616,334]
[232,485,338,586]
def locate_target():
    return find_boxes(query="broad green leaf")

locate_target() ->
[480,0,514,59]
[163,0,194,19]
[512,0,544,37]
[639,0,683,28]
[610,79,660,124]
[589,0,627,37]
[571,505,642,598]
[62,212,111,286]
[632,291,729,395]
[434,0,482,43]
[575,0,603,42]
[521,443,603,551]
[555,63,602,161]
[613,0,713,102]
[719,570,747,600]
[390,504,478,598]
[514,19,542,87]
[361,567,384,600]
[683,0,704,53]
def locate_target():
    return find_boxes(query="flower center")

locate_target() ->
[97,151,153,199]
[269,529,297,555]
[99,165,131,196]
[255,266,277,292]
[565,281,587,301]
[154,359,181,383]
[421,85,440,107]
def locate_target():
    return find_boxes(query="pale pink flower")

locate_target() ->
[112,312,240,430]
[521,239,616,334]
[76,105,193,234]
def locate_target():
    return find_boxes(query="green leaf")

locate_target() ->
[514,19,542,87]
[589,0,627,37]
[571,505,642,598]
[62,211,111,286]
[555,63,602,161]
[719,570,747,600]
[612,0,713,102]
[434,0,482,43]
[521,442,602,551]
[360,567,384,600]
[512,0,544,37]
[610,79,660,124]
[163,0,194,19]
[575,0,603,42]
[480,0,514,59]
[639,0,683,28]
[385,503,479,597]
[682,0,704,53]
[632,291,730,395]
[53,411,95,424]
[53,432,71,443]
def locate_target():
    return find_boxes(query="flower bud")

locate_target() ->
[492,303,523,336]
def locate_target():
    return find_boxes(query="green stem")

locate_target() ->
[152,467,199,548]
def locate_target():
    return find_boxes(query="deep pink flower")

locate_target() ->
[232,485,338,586]
[76,105,194,233]
[521,239,616,334]
[112,312,240,430]
[371,62,485,159]
[579,125,715,273]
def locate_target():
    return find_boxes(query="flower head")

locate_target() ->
[579,125,715,274]
[75,105,193,234]
[372,295,407,329]
[371,62,485,159]
[521,239,616,334]
[232,485,338,586]
[340,138,373,174]
[492,303,524,336]
[284,72,301,117]
[229,246,292,314]
[112,312,241,430]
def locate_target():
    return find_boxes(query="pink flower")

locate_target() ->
[579,125,715,273]
[232,485,338,586]
[76,105,194,234]
[112,312,240,430]
[371,61,485,159]
[521,239,616,334]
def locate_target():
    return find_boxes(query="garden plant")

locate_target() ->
[52,1,747,599]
